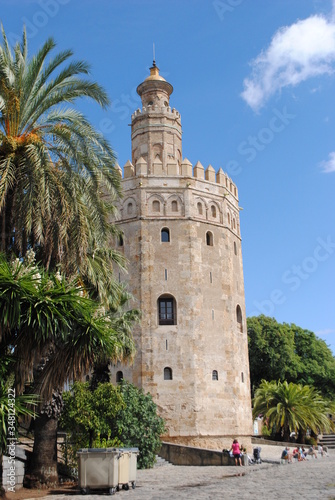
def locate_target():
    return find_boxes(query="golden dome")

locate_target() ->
[137,62,173,98]
[144,63,166,82]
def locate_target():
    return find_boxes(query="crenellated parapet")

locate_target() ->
[131,105,181,120]
[117,157,238,199]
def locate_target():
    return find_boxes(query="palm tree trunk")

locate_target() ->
[1,209,5,252]
[26,414,59,486]
[283,426,290,442]
[298,429,306,444]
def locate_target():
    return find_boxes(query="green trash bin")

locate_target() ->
[77,448,120,495]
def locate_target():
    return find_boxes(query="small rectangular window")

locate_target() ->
[212,309,214,320]
[165,269,168,280]
[210,271,212,283]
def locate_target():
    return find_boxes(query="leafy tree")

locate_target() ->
[293,326,335,398]
[247,315,335,398]
[252,380,335,442]
[60,382,125,469]
[115,381,166,469]
[247,315,300,393]
[60,381,166,470]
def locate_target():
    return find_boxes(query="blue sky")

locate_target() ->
[2,0,335,354]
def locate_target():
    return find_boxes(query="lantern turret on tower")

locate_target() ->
[131,62,182,174]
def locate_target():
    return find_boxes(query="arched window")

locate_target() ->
[241,372,244,383]
[158,295,177,325]
[171,200,178,212]
[211,205,216,217]
[206,231,213,246]
[127,202,133,215]
[236,305,243,332]
[116,371,123,383]
[153,200,160,212]
[227,213,230,224]
[164,367,173,380]
[212,370,218,381]
[197,202,203,215]
[234,242,237,255]
[161,228,170,242]
[233,218,236,229]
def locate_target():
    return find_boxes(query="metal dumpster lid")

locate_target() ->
[77,448,119,453]
[118,447,139,453]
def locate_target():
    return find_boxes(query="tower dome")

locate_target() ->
[136,61,173,108]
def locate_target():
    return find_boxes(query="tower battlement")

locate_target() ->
[132,106,181,119]
[117,158,238,200]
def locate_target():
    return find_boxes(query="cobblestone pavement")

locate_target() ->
[30,449,335,500]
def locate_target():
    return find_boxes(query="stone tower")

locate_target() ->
[111,62,252,449]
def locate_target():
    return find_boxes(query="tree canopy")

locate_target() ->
[247,315,335,398]
[0,252,135,402]
[253,380,335,442]
[60,381,166,469]
[0,26,121,281]
[115,381,166,469]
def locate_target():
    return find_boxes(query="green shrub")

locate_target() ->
[115,381,166,469]
[60,382,125,471]
[60,381,166,470]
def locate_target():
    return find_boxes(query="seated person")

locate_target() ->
[281,447,292,463]
[293,447,302,461]
[307,445,317,458]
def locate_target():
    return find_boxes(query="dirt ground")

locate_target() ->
[3,482,78,499]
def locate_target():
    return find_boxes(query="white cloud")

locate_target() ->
[319,151,335,173]
[316,328,335,336]
[241,12,335,111]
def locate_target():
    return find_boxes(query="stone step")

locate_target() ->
[155,455,172,467]
[319,434,335,449]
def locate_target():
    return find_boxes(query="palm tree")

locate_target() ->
[253,380,334,442]
[0,27,139,485]
[0,253,136,484]
[0,26,120,277]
